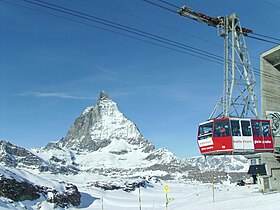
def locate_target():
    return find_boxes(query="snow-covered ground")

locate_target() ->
[76,181,280,210]
[0,170,279,210]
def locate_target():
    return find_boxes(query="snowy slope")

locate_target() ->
[0,164,81,209]
[1,168,279,210]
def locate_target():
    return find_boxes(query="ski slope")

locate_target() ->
[0,174,279,210]
[83,182,279,210]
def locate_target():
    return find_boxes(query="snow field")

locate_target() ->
[1,175,280,210]
[77,181,280,210]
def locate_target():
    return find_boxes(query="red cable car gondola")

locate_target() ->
[177,4,275,156]
[197,118,274,155]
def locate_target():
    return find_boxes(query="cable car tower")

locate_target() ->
[178,5,274,155]
[178,5,257,119]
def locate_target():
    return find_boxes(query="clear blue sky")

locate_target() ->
[1,0,280,158]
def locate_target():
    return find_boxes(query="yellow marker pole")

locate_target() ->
[166,193,168,210]
[212,174,215,203]
[102,197,104,210]
[164,184,170,210]
[139,187,142,210]
[257,174,264,194]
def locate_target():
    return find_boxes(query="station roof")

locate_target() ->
[262,45,280,71]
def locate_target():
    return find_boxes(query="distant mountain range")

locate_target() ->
[0,91,249,208]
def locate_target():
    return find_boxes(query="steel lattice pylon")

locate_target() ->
[210,13,258,119]
[177,6,258,119]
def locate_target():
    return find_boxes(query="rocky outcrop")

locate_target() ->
[0,140,79,175]
[88,179,150,192]
[0,176,40,201]
[0,171,81,207]
[43,183,81,208]
[0,140,48,171]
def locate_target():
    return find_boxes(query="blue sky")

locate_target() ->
[1,0,280,158]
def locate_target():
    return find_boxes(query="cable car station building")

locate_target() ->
[247,45,280,193]
[261,45,280,151]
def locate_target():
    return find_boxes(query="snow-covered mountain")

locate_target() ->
[49,91,154,152]
[0,91,250,208]
[32,91,194,179]
[186,155,249,173]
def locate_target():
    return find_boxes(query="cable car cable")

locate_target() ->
[87,0,222,49]
[156,0,181,9]
[89,0,276,64]
[261,0,280,12]
[4,0,280,83]
[143,0,280,46]
[142,0,280,82]
[20,0,225,62]
[1,0,223,65]
[33,0,277,66]
[252,32,280,42]
[247,35,280,45]
[143,0,178,14]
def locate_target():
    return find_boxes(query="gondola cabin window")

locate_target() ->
[214,119,230,137]
[198,122,213,140]
[231,120,241,136]
[261,121,271,137]
[252,121,262,137]
[241,120,252,136]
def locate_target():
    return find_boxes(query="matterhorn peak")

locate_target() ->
[51,91,155,153]
[98,91,110,101]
